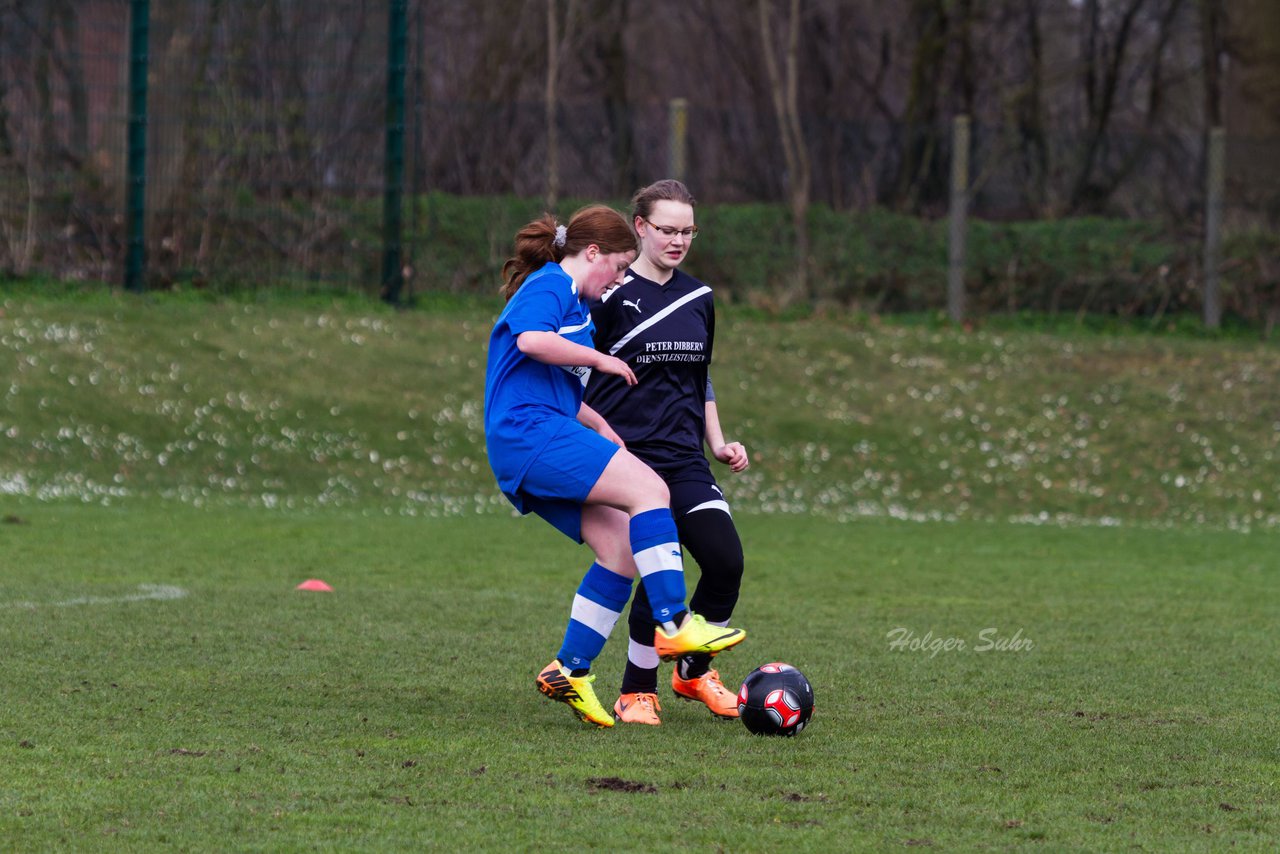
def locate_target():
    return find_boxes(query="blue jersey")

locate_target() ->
[585,267,715,475]
[484,263,596,504]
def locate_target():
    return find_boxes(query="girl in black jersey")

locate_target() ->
[584,179,750,725]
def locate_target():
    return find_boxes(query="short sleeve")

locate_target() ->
[505,270,573,336]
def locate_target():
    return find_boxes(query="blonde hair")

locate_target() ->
[631,179,697,221]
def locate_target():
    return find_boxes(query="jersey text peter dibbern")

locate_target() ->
[584,268,715,474]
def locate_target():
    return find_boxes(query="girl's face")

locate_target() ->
[636,200,696,273]
[579,248,637,300]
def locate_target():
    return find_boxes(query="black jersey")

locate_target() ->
[585,268,715,475]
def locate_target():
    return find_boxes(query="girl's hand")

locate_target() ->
[595,354,637,386]
[713,441,749,473]
[595,422,626,448]
[577,402,625,448]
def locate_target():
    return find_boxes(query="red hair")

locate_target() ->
[500,205,635,301]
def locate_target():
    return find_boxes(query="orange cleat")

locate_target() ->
[672,668,740,718]
[613,692,662,725]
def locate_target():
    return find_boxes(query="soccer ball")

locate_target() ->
[736,662,814,736]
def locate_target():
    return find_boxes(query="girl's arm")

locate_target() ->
[705,398,749,473]
[516,330,636,385]
[578,402,625,448]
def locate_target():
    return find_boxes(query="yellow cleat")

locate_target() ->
[672,668,739,718]
[653,614,745,661]
[535,660,614,728]
[613,692,662,725]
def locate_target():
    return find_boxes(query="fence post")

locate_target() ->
[947,114,970,324]
[1203,126,1225,330]
[123,0,150,293]
[668,97,688,183]
[381,0,408,305]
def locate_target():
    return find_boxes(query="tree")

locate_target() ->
[1199,0,1225,128]
[544,0,582,209]
[1068,0,1149,212]
[596,0,635,198]
[757,0,812,298]
[1010,0,1051,213]
[894,0,950,213]
[53,0,88,165]
[1223,0,1280,224]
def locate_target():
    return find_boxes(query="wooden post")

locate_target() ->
[947,115,970,325]
[668,97,688,183]
[1203,126,1225,330]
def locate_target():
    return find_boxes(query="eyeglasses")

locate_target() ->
[642,219,699,240]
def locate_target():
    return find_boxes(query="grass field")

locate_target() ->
[2,290,1278,850]
[2,506,1277,850]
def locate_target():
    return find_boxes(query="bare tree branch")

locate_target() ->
[757,0,812,298]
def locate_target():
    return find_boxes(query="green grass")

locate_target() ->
[1,290,1278,849]
[1,506,1277,850]
[1,291,1277,529]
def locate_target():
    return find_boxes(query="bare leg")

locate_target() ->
[582,504,638,579]
[584,449,686,631]
[584,448,669,515]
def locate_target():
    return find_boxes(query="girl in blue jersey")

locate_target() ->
[484,204,746,728]
[584,181,751,725]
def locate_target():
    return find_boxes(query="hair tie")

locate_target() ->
[553,224,567,248]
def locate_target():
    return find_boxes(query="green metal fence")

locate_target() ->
[1,1,1277,327]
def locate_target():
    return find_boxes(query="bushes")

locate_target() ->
[20,187,1274,331]
[403,195,1280,334]
[401,195,1221,323]
[962,218,1186,319]
[1221,229,1280,337]
[681,204,1195,321]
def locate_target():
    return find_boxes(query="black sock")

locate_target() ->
[678,653,712,680]
[569,667,590,677]
[620,660,658,695]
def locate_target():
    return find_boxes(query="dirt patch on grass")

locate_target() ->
[586,776,657,794]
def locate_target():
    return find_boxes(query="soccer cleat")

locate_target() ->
[672,668,740,718]
[653,614,745,661]
[613,692,662,725]
[535,660,614,728]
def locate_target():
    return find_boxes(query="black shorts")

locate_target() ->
[665,470,732,520]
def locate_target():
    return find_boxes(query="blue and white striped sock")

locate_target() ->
[556,563,633,673]
[629,508,687,623]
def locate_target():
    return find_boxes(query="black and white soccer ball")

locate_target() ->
[736,662,814,737]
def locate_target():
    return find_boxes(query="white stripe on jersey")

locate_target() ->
[558,315,592,382]
[558,319,591,335]
[607,285,712,356]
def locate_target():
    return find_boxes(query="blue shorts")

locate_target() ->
[511,423,620,543]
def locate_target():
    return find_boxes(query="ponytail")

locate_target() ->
[500,214,561,301]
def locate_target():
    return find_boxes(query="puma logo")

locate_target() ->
[623,298,642,313]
